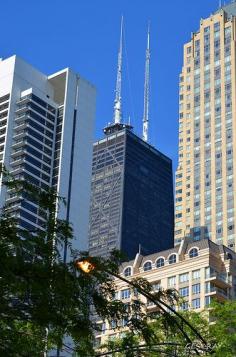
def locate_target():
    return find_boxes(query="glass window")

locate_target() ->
[101,322,106,334]
[189,248,198,258]
[192,283,201,294]
[143,261,152,271]
[124,267,132,277]
[180,301,189,311]
[121,289,131,300]
[192,269,200,280]
[179,273,189,283]
[192,298,200,309]
[168,254,177,264]
[205,296,211,306]
[179,286,189,297]
[156,258,165,268]
[205,267,216,279]
[168,276,176,287]
[152,282,161,291]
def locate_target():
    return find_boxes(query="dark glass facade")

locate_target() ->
[7,93,58,231]
[88,128,174,260]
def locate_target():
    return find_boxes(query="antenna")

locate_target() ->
[142,22,150,142]
[219,0,222,8]
[113,16,123,124]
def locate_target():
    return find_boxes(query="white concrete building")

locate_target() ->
[96,238,236,345]
[0,55,96,252]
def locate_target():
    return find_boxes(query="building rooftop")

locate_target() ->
[94,127,172,164]
[120,238,236,270]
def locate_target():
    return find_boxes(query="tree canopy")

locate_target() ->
[0,170,174,356]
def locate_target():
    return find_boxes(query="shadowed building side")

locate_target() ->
[88,128,174,260]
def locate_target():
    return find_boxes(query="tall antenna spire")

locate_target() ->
[113,16,123,124]
[142,22,150,142]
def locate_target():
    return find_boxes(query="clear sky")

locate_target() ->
[0,0,221,171]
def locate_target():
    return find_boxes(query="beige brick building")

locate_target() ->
[175,3,236,249]
[95,239,236,344]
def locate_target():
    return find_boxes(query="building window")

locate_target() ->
[192,283,201,295]
[156,258,165,268]
[110,320,117,329]
[179,286,189,297]
[192,270,200,280]
[180,301,189,311]
[187,46,192,54]
[101,322,106,334]
[143,261,152,271]
[123,267,132,277]
[205,296,211,307]
[168,276,176,287]
[152,282,161,291]
[179,273,189,283]
[189,248,199,258]
[192,298,200,309]
[168,254,177,265]
[121,289,131,300]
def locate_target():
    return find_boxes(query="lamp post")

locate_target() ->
[75,259,214,356]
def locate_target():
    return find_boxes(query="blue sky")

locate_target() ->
[0,0,221,171]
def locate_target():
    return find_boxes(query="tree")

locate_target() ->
[209,300,236,356]
[1,168,220,356]
[0,169,151,356]
[101,299,236,357]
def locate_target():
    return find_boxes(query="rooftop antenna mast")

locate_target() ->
[142,23,150,142]
[113,16,123,124]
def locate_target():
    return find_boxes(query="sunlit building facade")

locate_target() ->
[0,55,96,251]
[175,3,236,250]
[95,238,236,345]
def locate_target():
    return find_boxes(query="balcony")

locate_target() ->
[13,130,26,141]
[15,113,30,122]
[206,273,231,289]
[11,146,26,159]
[11,156,25,167]
[205,285,229,302]
[15,106,29,115]
[14,121,28,131]
[16,97,30,106]
[11,139,26,149]
[215,287,229,301]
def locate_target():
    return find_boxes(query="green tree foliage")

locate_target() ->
[0,170,151,356]
[102,300,236,357]
[209,300,236,356]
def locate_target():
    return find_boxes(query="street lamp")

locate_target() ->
[75,258,214,356]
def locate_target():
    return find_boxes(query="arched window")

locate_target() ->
[124,267,132,277]
[156,257,165,268]
[143,261,152,271]
[168,254,177,264]
[189,248,198,258]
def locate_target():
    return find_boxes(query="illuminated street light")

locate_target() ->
[76,260,95,273]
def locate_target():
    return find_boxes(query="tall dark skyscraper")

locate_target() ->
[88,125,174,259]
[88,19,174,259]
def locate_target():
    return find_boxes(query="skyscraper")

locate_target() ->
[0,55,96,251]
[88,127,174,259]
[88,20,174,260]
[175,3,236,250]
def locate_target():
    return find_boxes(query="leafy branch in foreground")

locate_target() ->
[0,169,156,356]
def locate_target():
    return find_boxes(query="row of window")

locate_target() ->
[123,249,199,276]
